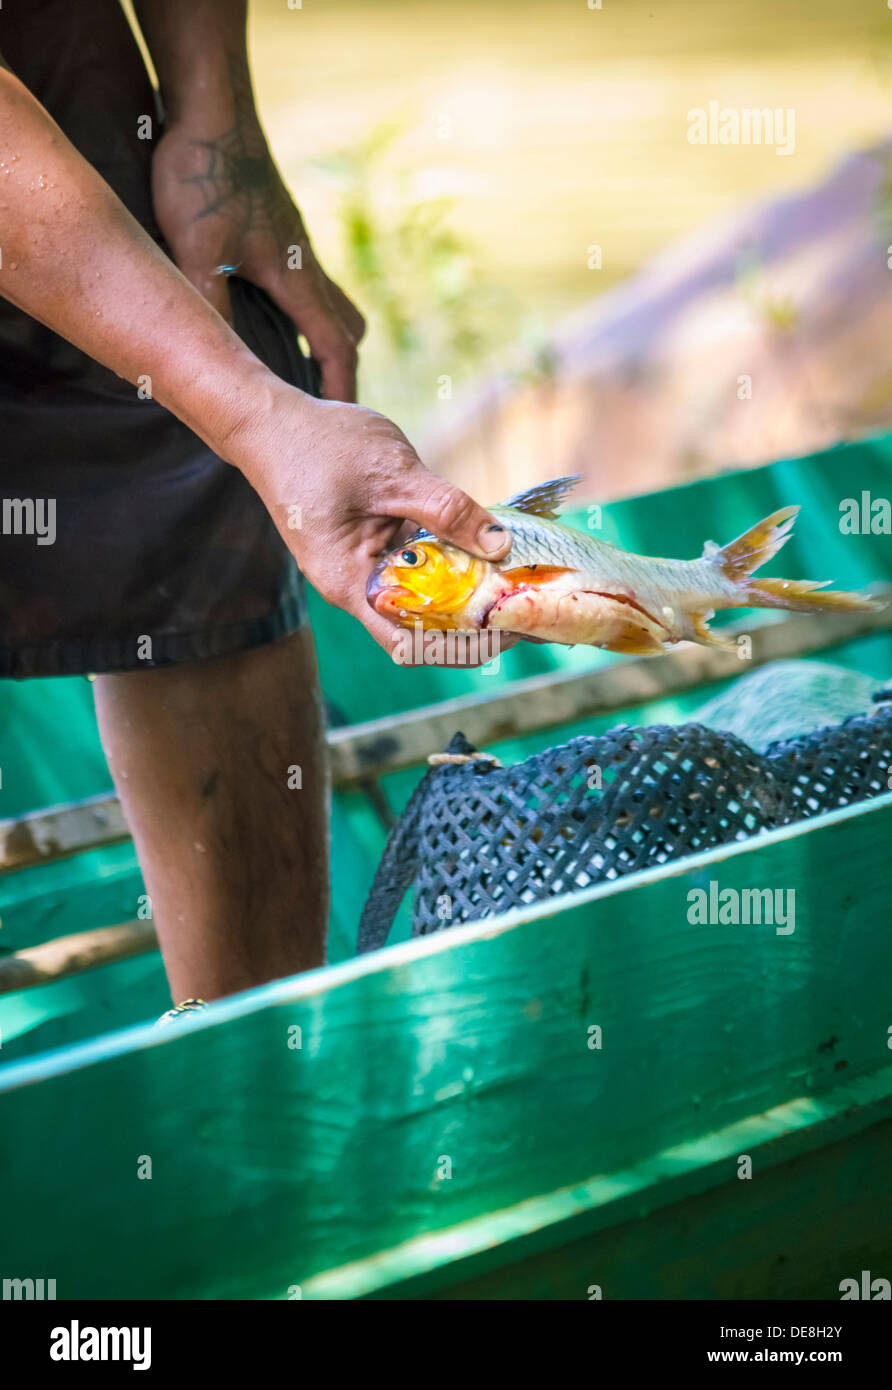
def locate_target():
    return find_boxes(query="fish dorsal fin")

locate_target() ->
[499,474,582,519]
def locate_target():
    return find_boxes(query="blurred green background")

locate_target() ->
[245,0,890,434]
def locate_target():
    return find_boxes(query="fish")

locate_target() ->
[366,475,882,654]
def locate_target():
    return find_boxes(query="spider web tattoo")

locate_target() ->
[181,52,279,234]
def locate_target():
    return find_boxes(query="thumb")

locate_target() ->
[391,474,512,563]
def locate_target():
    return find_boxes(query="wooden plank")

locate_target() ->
[0,792,130,872]
[0,794,889,1298]
[2,602,890,873]
[0,920,155,996]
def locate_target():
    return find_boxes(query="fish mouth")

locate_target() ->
[366,566,410,614]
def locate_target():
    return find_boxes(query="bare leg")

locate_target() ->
[92,629,328,1001]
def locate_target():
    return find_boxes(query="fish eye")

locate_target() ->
[400,548,421,566]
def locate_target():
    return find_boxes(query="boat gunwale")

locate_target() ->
[2,788,891,1096]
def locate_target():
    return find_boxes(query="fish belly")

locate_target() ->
[488,580,674,653]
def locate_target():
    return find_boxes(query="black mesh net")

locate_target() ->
[357,674,892,954]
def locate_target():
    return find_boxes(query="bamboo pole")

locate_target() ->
[0,920,157,996]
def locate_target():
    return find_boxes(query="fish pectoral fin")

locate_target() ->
[690,612,738,652]
[501,564,575,585]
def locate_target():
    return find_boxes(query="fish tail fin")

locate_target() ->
[712,504,883,614]
[744,577,884,614]
[713,504,800,582]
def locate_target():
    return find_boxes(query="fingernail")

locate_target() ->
[478,524,506,553]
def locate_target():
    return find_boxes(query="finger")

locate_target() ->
[390,475,512,563]
[390,624,519,668]
[341,582,462,667]
[325,278,366,343]
[341,591,413,661]
[258,272,358,402]
[314,332,358,404]
[286,301,357,402]
[347,601,517,667]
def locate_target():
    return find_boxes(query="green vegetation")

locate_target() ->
[313,120,523,420]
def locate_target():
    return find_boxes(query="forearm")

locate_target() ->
[133,0,254,128]
[0,64,281,458]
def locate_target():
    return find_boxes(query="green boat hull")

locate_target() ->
[1,434,891,1298]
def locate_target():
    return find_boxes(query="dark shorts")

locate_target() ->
[0,0,316,678]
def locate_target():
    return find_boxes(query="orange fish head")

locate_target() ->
[366,538,488,629]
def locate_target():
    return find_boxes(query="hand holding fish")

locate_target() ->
[232,388,514,661]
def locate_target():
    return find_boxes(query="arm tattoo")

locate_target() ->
[184,131,277,230]
[179,50,280,234]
